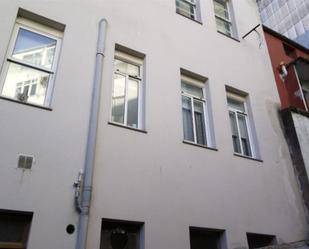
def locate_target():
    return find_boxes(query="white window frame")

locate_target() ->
[227,92,256,158]
[213,0,233,37]
[111,50,144,129]
[181,75,212,146]
[0,17,62,107]
[294,65,309,112]
[176,0,197,20]
[16,78,38,97]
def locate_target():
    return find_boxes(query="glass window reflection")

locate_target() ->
[12,28,57,69]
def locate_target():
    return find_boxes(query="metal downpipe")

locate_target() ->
[75,18,107,249]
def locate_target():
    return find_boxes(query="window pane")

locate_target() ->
[238,114,252,156]
[114,59,139,77]
[127,78,139,128]
[302,82,309,108]
[0,218,25,243]
[214,0,229,20]
[30,83,37,96]
[229,111,241,153]
[194,100,207,145]
[112,73,126,124]
[0,212,32,245]
[181,82,204,98]
[23,85,30,95]
[303,89,309,108]
[176,0,195,19]
[101,229,138,249]
[182,96,194,142]
[100,221,142,249]
[12,28,57,69]
[45,47,56,68]
[216,17,231,36]
[127,64,140,77]
[227,97,245,112]
[1,62,50,105]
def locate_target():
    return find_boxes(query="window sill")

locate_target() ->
[233,153,263,162]
[0,242,25,248]
[176,11,203,25]
[0,96,52,111]
[183,140,218,151]
[217,31,240,42]
[108,121,147,134]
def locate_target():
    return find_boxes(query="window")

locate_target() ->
[0,17,62,107]
[0,210,33,249]
[302,84,309,109]
[295,59,309,111]
[246,233,276,249]
[213,0,235,37]
[227,92,254,157]
[100,219,144,249]
[111,50,144,129]
[282,43,296,58]
[176,0,196,19]
[176,0,201,22]
[181,74,211,146]
[190,227,227,249]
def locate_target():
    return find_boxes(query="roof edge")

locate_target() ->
[263,25,309,54]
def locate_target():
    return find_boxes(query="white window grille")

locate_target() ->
[111,51,144,129]
[181,75,211,146]
[227,93,254,157]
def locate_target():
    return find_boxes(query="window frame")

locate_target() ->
[111,51,144,130]
[302,87,309,109]
[100,218,144,249]
[0,17,62,107]
[176,0,197,20]
[189,226,227,249]
[213,0,234,37]
[0,210,33,249]
[227,92,255,158]
[16,78,38,97]
[181,75,211,147]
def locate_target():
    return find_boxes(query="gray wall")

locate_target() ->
[293,113,309,176]
[0,1,307,249]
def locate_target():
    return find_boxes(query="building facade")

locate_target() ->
[257,0,309,49]
[263,25,309,218]
[0,1,308,249]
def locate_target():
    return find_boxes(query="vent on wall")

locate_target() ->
[18,155,34,169]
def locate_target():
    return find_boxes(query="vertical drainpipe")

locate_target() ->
[76,18,108,249]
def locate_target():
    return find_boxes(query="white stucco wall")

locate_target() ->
[0,1,307,249]
[89,1,308,249]
[0,1,95,248]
